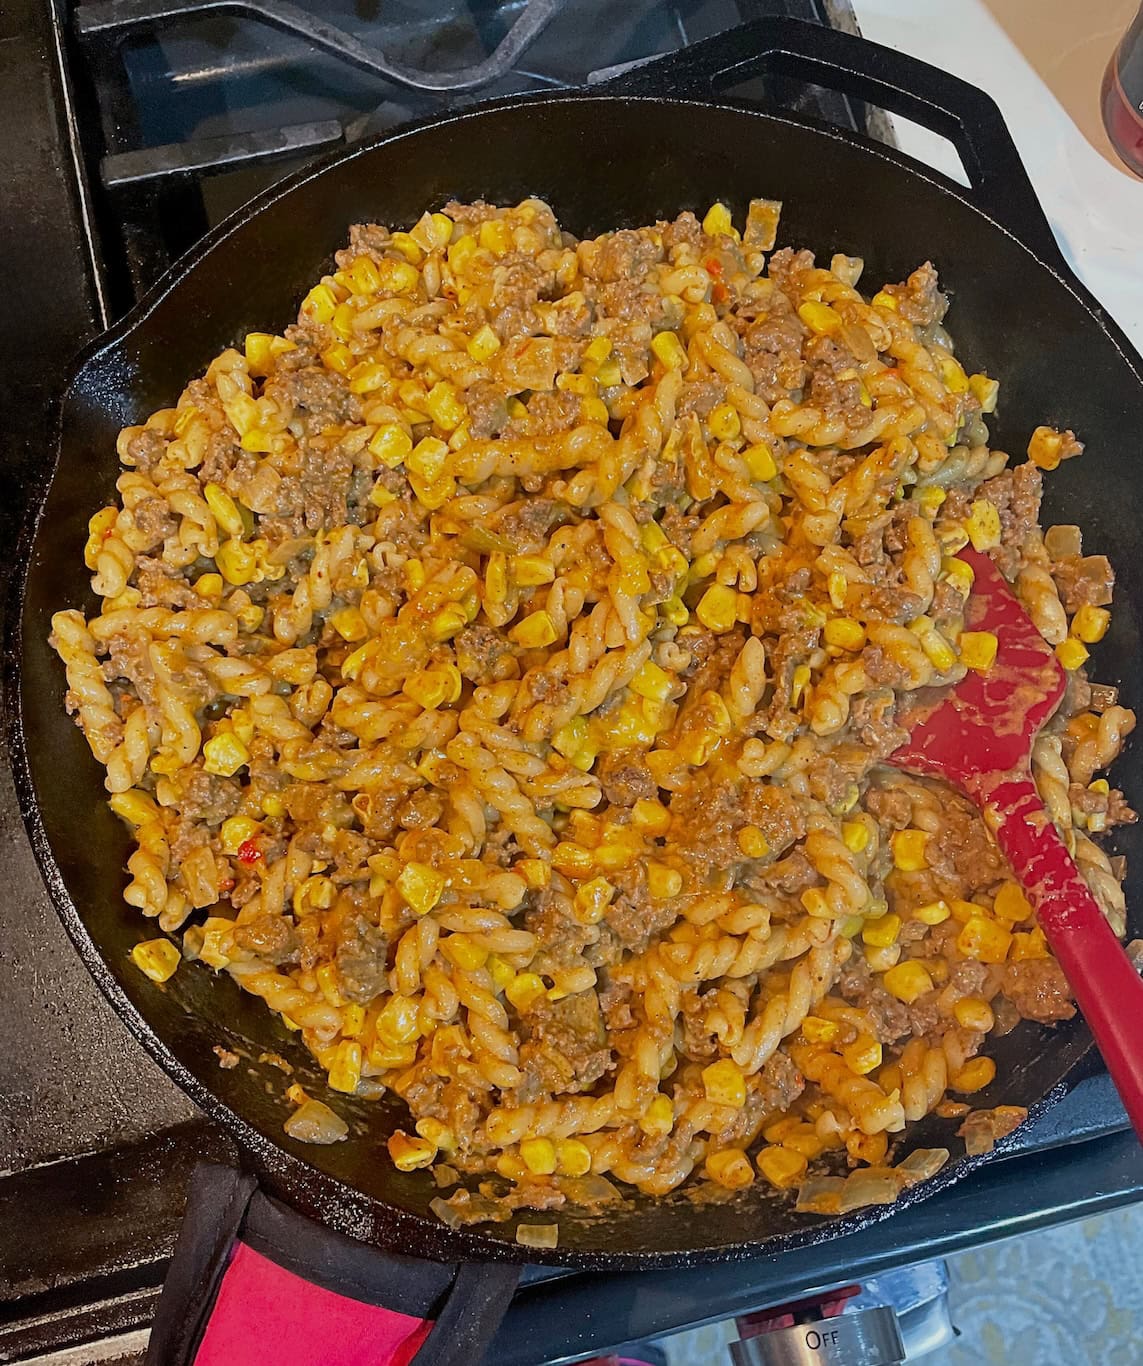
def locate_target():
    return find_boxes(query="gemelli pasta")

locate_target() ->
[52,196,1136,1219]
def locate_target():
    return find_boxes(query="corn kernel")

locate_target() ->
[215,538,258,586]
[844,1034,883,1075]
[951,1057,997,1094]
[441,934,488,972]
[628,798,669,837]
[574,877,615,924]
[377,995,420,1045]
[219,815,261,855]
[388,1131,436,1171]
[582,336,612,365]
[203,732,250,777]
[244,331,294,375]
[798,300,841,336]
[801,1016,839,1044]
[942,556,975,598]
[510,610,558,649]
[964,499,1002,551]
[757,1144,808,1190]
[647,863,683,899]
[783,1124,828,1161]
[131,937,181,983]
[328,1040,362,1094]
[938,355,970,394]
[840,820,869,855]
[1056,637,1089,671]
[706,1149,755,1189]
[403,664,462,711]
[824,616,866,651]
[1071,604,1110,644]
[347,360,389,395]
[913,899,951,925]
[1027,425,1066,471]
[110,790,160,827]
[916,485,946,519]
[743,442,778,481]
[514,1136,557,1176]
[702,201,734,237]
[785,663,810,708]
[862,913,901,949]
[321,342,354,375]
[883,960,934,1004]
[514,554,556,587]
[800,887,832,919]
[696,583,738,633]
[428,605,468,641]
[650,330,688,372]
[369,423,413,468]
[640,1094,675,1137]
[911,616,958,671]
[204,483,246,539]
[411,1120,454,1157]
[957,916,1013,964]
[424,382,465,433]
[708,403,741,441]
[396,861,445,916]
[871,290,898,311]
[406,436,450,482]
[1010,927,1050,961]
[959,631,998,673]
[551,1138,592,1178]
[301,283,338,324]
[193,572,223,605]
[329,607,368,642]
[629,660,674,703]
[465,325,501,363]
[969,373,999,412]
[989,883,1030,925]
[954,997,996,1032]
[506,973,547,1011]
[737,825,770,858]
[891,829,929,872]
[702,1058,747,1108]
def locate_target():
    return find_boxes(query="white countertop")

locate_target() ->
[852,0,1143,350]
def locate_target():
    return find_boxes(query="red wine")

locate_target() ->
[1102,3,1143,177]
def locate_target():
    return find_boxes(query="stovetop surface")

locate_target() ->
[2,1,1141,1362]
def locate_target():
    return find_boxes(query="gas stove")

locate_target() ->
[2,2,1142,1364]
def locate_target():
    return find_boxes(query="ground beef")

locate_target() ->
[270,365,360,432]
[465,379,510,438]
[863,783,913,829]
[923,791,1007,899]
[597,751,655,806]
[495,497,559,551]
[455,625,516,685]
[758,1050,807,1113]
[602,865,679,954]
[180,769,242,826]
[334,915,390,1003]
[678,378,727,419]
[1002,959,1075,1023]
[233,914,298,964]
[660,211,705,254]
[838,958,913,1042]
[669,769,806,876]
[579,229,663,284]
[891,261,948,329]
[679,990,720,1063]
[341,223,391,261]
[860,645,907,689]
[516,991,610,1100]
[849,689,908,757]
[506,389,583,438]
[1051,554,1114,613]
[977,462,1042,576]
[755,849,818,897]
[740,299,808,403]
[598,976,634,1033]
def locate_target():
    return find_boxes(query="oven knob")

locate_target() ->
[730,1305,905,1366]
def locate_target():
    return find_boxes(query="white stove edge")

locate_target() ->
[853,0,1143,351]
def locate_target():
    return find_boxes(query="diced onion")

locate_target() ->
[283,1099,348,1144]
[795,1175,846,1216]
[896,1148,950,1186]
[516,1222,559,1249]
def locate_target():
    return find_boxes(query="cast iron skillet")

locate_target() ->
[13,19,1143,1267]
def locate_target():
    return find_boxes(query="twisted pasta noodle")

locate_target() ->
[791,1042,906,1135]
[732,938,851,1075]
[50,610,123,762]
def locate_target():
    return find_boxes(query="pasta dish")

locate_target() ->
[51,197,1135,1229]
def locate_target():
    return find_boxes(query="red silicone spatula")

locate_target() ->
[890,546,1143,1138]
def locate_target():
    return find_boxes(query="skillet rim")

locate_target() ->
[10,88,1143,1268]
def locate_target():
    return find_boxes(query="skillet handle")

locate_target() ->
[594,16,1067,274]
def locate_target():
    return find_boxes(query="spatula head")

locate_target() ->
[891,548,1066,785]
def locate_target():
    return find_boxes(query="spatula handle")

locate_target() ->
[972,770,1143,1139]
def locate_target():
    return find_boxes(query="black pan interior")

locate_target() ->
[17,95,1143,1265]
